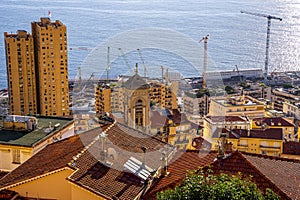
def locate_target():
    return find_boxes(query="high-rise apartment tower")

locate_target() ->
[4,18,70,116]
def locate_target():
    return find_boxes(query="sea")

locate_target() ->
[0,0,300,89]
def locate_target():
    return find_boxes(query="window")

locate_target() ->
[12,149,21,164]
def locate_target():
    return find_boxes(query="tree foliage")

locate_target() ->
[225,85,235,94]
[157,169,280,200]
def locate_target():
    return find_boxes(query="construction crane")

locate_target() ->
[78,67,82,89]
[235,65,243,82]
[106,46,110,82]
[240,10,282,82]
[199,34,209,90]
[69,47,93,51]
[137,48,147,78]
[118,48,134,74]
[161,66,164,83]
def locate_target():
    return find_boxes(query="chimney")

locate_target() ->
[100,132,108,162]
[160,151,169,177]
[217,132,226,158]
[141,146,147,167]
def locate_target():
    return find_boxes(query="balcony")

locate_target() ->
[260,145,280,150]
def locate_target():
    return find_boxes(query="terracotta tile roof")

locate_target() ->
[144,150,300,200]
[68,122,174,200]
[191,137,212,150]
[206,115,247,122]
[283,141,300,155]
[253,117,294,127]
[150,109,190,128]
[170,109,190,125]
[0,172,8,180]
[124,74,149,90]
[0,122,173,200]
[231,128,283,140]
[0,127,99,188]
[150,110,168,128]
[144,150,218,199]
[209,151,300,200]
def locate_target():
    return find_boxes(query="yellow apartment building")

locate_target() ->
[209,95,265,118]
[31,17,70,116]
[151,108,199,150]
[203,115,250,142]
[94,83,111,113]
[149,81,178,110]
[252,117,297,141]
[272,87,300,111]
[94,76,178,115]
[210,128,283,156]
[0,115,74,171]
[4,18,70,117]
[4,30,37,115]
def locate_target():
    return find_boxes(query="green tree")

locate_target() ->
[157,169,280,200]
[196,89,210,98]
[225,85,235,94]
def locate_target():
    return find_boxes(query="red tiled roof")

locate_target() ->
[170,109,190,125]
[144,150,300,200]
[206,116,247,122]
[68,122,174,200]
[0,132,90,188]
[0,122,173,200]
[253,117,294,127]
[144,150,218,199]
[210,152,300,200]
[150,110,168,128]
[231,128,283,140]
[192,137,212,150]
[283,141,300,155]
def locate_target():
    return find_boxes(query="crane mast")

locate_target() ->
[137,48,147,78]
[199,34,209,90]
[118,48,134,74]
[241,10,282,82]
[107,46,110,83]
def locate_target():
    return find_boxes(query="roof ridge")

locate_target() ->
[115,122,171,145]
[241,151,300,163]
[67,120,117,167]
[238,152,291,199]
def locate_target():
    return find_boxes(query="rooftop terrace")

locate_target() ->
[0,116,73,147]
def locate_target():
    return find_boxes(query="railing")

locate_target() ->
[259,145,280,149]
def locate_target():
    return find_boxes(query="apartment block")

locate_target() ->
[4,30,37,115]
[4,18,70,117]
[31,18,69,116]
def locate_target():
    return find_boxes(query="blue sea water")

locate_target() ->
[0,0,300,88]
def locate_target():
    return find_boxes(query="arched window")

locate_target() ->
[135,99,143,126]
